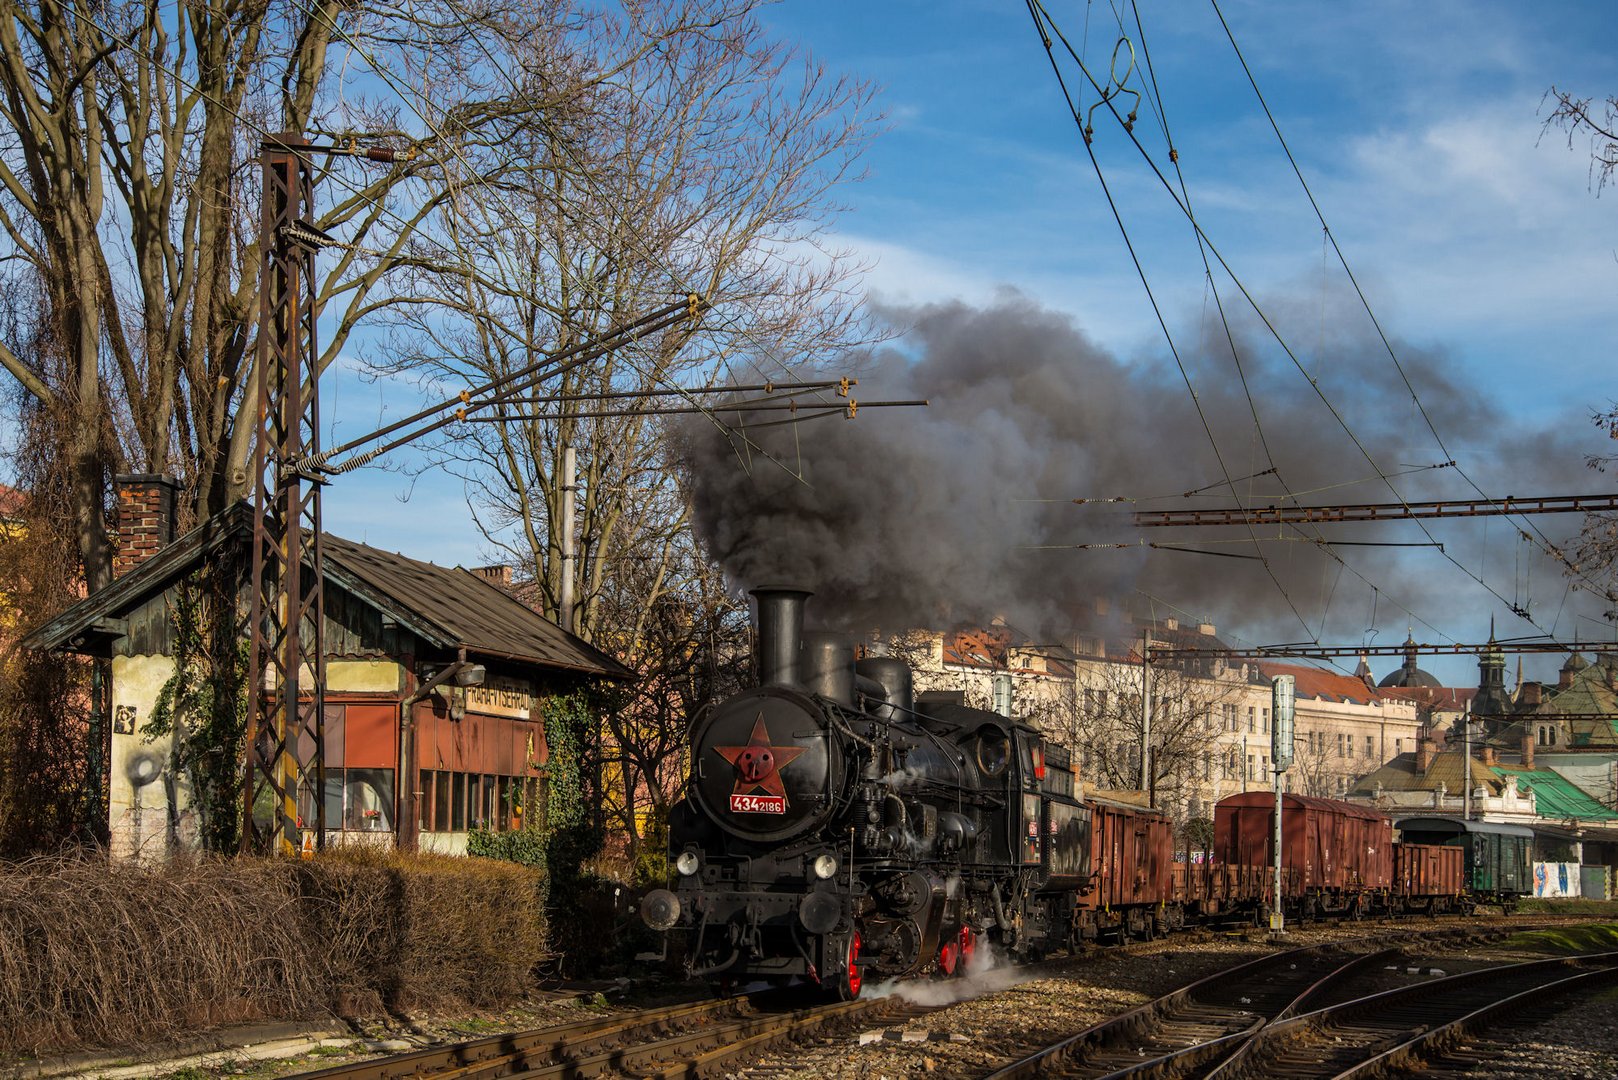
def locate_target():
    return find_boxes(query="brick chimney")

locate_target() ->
[1481,746,1497,768]
[1521,730,1535,770]
[113,474,179,578]
[1416,734,1436,772]
[1520,682,1542,708]
[473,564,513,589]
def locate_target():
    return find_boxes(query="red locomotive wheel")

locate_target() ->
[841,931,864,1000]
[939,941,958,976]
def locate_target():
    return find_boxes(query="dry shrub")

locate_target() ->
[289,847,546,1011]
[0,849,546,1054]
[0,854,317,1053]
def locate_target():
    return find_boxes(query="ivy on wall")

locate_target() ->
[140,561,248,852]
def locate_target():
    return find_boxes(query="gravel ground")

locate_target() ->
[1403,987,1618,1079]
[726,937,1279,1079]
[722,921,1549,1080]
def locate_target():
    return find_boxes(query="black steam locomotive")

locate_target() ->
[641,587,1091,998]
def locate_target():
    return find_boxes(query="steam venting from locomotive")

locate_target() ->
[682,292,1601,647]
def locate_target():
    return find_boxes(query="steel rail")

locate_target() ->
[1233,950,1618,1079]
[980,918,1578,1080]
[980,942,1367,1080]
[283,994,750,1080]
[1328,963,1618,1079]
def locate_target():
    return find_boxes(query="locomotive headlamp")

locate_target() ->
[676,850,701,877]
[812,853,839,880]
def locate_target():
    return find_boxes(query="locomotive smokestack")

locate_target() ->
[752,586,812,687]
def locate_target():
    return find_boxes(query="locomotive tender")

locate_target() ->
[642,587,1528,998]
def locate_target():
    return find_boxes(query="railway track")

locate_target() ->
[1228,950,1618,1079]
[285,987,943,1080]
[984,920,1615,1080]
[283,916,1596,1080]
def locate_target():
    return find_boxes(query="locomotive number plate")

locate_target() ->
[730,793,786,814]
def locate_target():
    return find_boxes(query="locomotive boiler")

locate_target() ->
[640,587,1094,998]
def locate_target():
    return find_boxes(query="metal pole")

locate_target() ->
[1141,628,1152,804]
[1270,674,1295,938]
[245,133,325,856]
[1273,766,1284,932]
[1463,707,1471,821]
[559,444,577,634]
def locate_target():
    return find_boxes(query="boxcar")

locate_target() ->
[1073,794,1173,941]
[1391,842,1464,914]
[1394,817,1533,908]
[1216,793,1392,917]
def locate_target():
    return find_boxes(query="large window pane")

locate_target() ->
[344,768,395,832]
[298,767,346,830]
[418,770,434,832]
[433,772,451,832]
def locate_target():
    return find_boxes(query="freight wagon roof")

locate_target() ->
[1218,791,1389,821]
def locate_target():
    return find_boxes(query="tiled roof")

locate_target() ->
[1257,660,1387,706]
[1492,766,1618,821]
[1348,750,1505,796]
[941,625,1076,678]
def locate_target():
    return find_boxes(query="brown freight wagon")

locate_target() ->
[1215,793,1393,918]
[1073,795,1174,941]
[1392,842,1464,914]
[1173,859,1295,923]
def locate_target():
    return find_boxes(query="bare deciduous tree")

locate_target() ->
[371,0,882,646]
[1544,86,1618,194]
[594,535,748,868]
[0,0,709,586]
[1041,657,1244,822]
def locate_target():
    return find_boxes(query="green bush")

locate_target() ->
[467,825,548,868]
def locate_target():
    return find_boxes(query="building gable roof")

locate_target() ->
[1257,660,1390,707]
[1348,749,1505,797]
[1492,766,1618,821]
[22,502,632,680]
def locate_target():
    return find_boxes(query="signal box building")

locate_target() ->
[25,476,633,860]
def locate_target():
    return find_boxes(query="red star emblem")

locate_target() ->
[715,715,806,799]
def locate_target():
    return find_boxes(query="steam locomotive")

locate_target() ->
[641,587,1117,999]
[641,588,1525,998]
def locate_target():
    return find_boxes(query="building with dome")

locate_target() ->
[1377,633,1444,690]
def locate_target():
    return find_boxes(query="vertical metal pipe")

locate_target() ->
[1141,627,1152,804]
[560,445,576,633]
[1273,768,1284,934]
[751,587,811,687]
[1463,707,1471,821]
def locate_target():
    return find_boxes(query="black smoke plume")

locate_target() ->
[681,291,1603,655]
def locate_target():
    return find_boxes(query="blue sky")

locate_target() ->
[317,0,1617,683]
